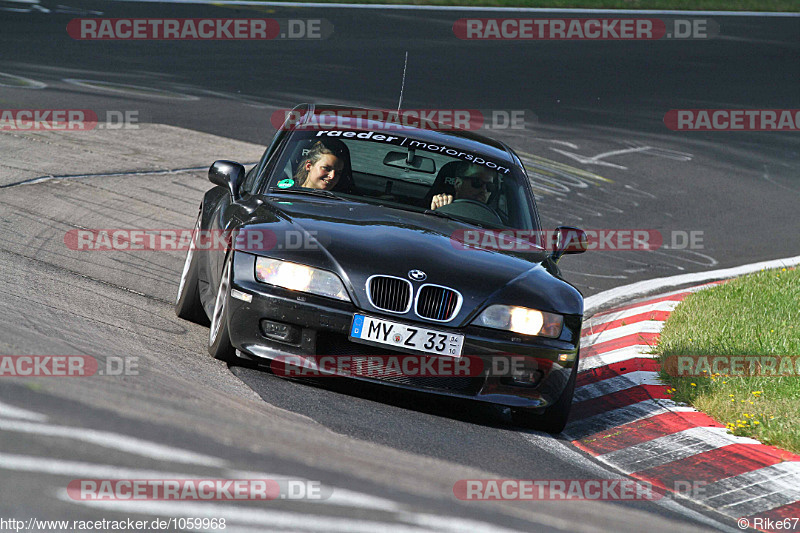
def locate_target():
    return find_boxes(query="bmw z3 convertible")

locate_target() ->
[176,104,588,433]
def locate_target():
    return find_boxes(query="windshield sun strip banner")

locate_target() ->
[308,130,512,174]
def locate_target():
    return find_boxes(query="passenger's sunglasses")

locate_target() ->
[463,176,496,192]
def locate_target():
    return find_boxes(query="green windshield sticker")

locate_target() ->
[277,178,294,189]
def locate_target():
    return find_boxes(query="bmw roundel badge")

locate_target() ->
[408,269,427,281]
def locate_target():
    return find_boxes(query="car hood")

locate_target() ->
[237,196,582,323]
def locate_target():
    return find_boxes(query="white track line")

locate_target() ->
[588,282,720,325]
[0,452,210,479]
[400,513,540,533]
[699,462,800,517]
[563,400,695,441]
[581,320,664,346]
[58,495,437,533]
[596,427,761,473]
[574,371,663,402]
[226,469,400,512]
[0,400,49,421]
[57,493,534,533]
[584,255,800,316]
[583,300,680,330]
[0,452,405,514]
[579,345,658,371]
[0,419,226,466]
[521,432,740,533]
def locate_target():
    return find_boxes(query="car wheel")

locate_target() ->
[175,211,210,325]
[208,253,236,362]
[511,354,578,434]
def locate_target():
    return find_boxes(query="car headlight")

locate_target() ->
[255,257,349,301]
[474,305,563,338]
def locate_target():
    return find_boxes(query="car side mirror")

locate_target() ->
[209,160,246,201]
[551,226,588,263]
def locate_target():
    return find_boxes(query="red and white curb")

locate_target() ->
[565,281,800,532]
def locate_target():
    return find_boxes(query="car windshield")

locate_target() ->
[263,129,539,230]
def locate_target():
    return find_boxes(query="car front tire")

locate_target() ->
[208,253,236,362]
[175,211,210,326]
[511,354,578,434]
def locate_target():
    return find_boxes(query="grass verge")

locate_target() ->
[657,267,800,454]
[260,0,800,12]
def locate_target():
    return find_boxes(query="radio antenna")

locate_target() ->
[397,51,408,114]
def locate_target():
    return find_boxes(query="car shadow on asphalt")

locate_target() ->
[228,359,518,431]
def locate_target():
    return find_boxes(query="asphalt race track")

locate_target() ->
[0,1,798,531]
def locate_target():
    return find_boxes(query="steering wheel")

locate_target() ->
[448,199,504,224]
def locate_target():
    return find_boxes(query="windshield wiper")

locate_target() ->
[268,188,346,200]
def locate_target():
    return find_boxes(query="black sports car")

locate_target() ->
[176,104,587,433]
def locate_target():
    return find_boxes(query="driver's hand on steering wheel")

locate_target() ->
[431,194,454,210]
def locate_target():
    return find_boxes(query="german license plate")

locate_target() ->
[349,314,464,357]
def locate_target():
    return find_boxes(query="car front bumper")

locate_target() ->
[226,252,581,410]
